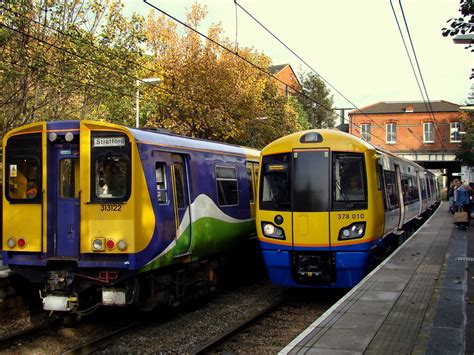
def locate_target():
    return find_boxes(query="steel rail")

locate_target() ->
[0,318,63,350]
[61,320,146,355]
[193,297,285,354]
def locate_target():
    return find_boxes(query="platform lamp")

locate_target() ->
[135,77,162,128]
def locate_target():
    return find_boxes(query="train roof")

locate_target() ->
[129,126,260,159]
[262,129,427,172]
[262,129,375,155]
[4,120,260,160]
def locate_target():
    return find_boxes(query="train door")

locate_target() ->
[170,154,191,255]
[154,152,191,256]
[292,149,330,248]
[395,164,405,229]
[53,147,80,258]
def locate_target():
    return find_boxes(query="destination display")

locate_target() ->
[93,137,126,147]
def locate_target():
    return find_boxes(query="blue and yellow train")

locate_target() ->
[256,129,439,288]
[3,120,259,314]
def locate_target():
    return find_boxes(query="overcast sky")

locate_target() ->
[124,0,472,111]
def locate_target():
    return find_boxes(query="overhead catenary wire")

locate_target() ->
[0,19,249,126]
[390,0,445,148]
[231,0,415,149]
[143,0,411,149]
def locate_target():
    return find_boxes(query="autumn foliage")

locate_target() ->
[0,1,330,148]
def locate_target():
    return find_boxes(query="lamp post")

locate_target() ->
[136,77,161,128]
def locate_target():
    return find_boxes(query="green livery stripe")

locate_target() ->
[140,194,255,272]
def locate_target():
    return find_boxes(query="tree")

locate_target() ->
[0,0,146,134]
[442,0,473,44]
[442,0,473,80]
[297,71,336,129]
[455,114,474,166]
[144,4,304,148]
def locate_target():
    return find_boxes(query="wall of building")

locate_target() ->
[274,66,301,96]
[349,111,465,153]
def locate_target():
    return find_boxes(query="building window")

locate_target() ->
[386,123,397,144]
[450,122,461,143]
[423,122,434,143]
[361,124,371,142]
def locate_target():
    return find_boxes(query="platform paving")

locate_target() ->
[281,201,471,354]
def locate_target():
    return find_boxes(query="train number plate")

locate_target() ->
[100,204,122,212]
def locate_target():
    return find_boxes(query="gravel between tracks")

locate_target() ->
[0,281,343,354]
[98,282,343,354]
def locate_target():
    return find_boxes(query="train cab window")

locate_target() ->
[216,166,238,206]
[333,153,367,210]
[259,154,291,211]
[91,133,131,202]
[60,159,80,198]
[155,162,168,204]
[94,154,129,199]
[7,158,40,201]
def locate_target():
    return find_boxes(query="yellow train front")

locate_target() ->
[256,129,438,288]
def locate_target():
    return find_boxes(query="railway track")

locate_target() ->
[0,318,63,351]
[62,320,146,354]
[193,298,286,354]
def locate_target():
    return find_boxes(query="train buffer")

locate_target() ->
[280,201,474,354]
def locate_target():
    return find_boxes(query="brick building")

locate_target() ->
[349,100,469,182]
[268,64,301,97]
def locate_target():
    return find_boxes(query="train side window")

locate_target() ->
[420,178,428,199]
[60,158,80,198]
[383,170,399,210]
[376,163,383,190]
[155,162,168,204]
[400,174,419,204]
[216,166,238,206]
[247,165,254,203]
[7,158,40,201]
[173,163,185,209]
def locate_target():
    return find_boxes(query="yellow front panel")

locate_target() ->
[293,212,329,247]
[2,122,46,253]
[3,204,42,251]
[329,210,370,246]
[257,210,292,246]
[79,121,155,254]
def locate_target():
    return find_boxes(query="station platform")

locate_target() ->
[281,201,473,354]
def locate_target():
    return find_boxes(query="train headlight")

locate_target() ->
[338,222,366,240]
[65,132,74,142]
[92,238,105,251]
[7,238,16,249]
[117,240,128,251]
[262,222,285,240]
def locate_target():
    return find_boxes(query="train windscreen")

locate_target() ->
[332,153,368,211]
[259,153,291,211]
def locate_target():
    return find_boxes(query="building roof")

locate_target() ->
[268,64,288,74]
[349,100,461,115]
